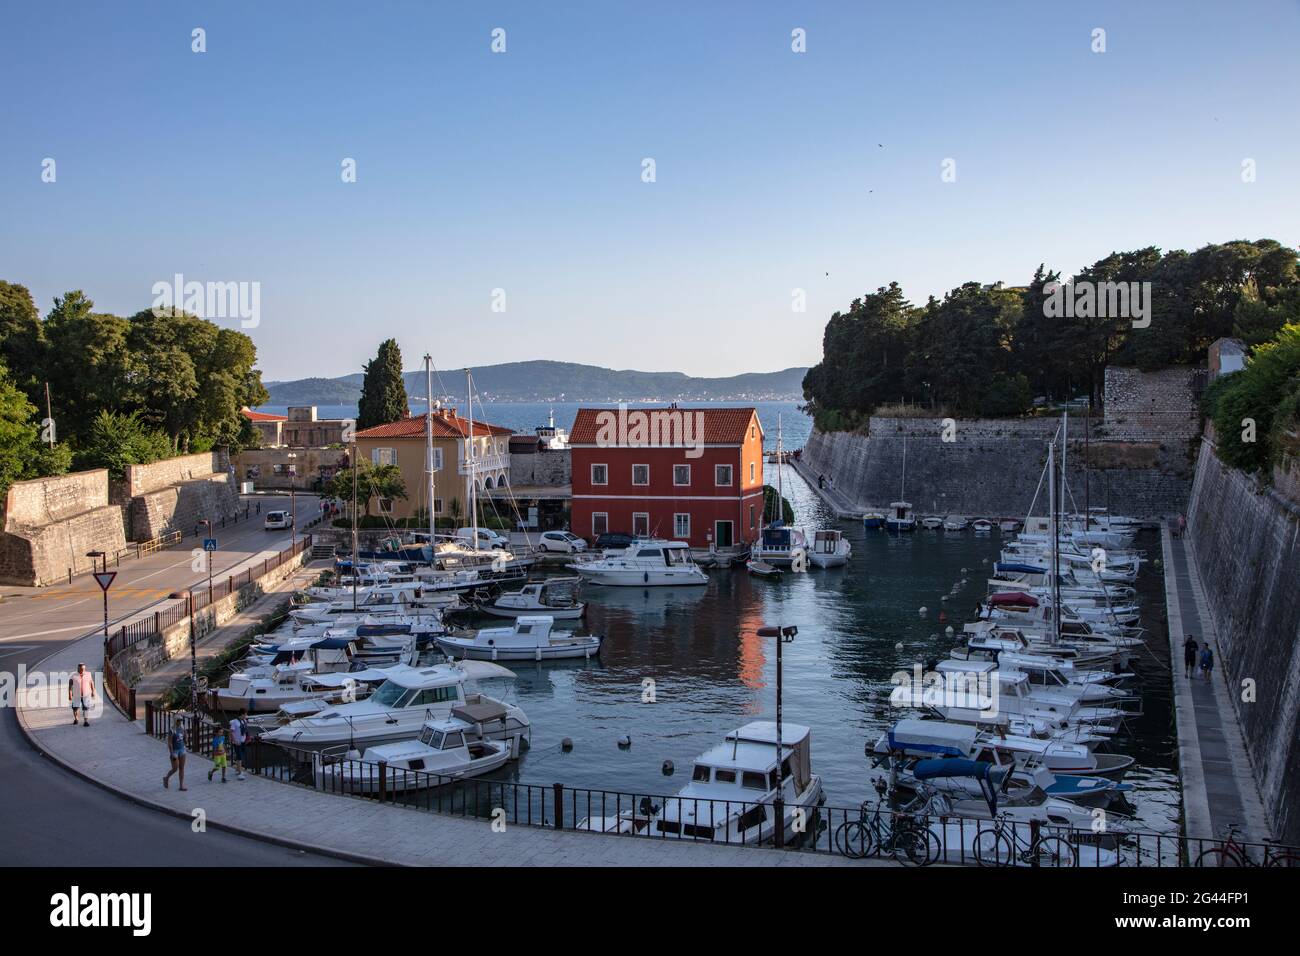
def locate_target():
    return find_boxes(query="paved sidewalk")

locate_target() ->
[1161,522,1271,843]
[787,458,861,518]
[18,632,861,867]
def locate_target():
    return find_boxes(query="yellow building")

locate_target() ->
[353,408,512,520]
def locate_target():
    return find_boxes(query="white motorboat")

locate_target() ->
[753,524,808,568]
[434,615,602,661]
[998,518,1023,533]
[259,663,529,753]
[972,518,994,535]
[942,515,969,531]
[885,500,916,533]
[290,583,460,624]
[478,578,585,620]
[578,722,823,845]
[316,711,516,793]
[920,516,944,530]
[209,662,375,714]
[807,529,851,568]
[571,539,708,587]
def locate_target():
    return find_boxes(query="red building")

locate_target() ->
[569,406,765,549]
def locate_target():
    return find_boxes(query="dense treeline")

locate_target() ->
[1204,322,1300,477]
[0,280,267,502]
[802,239,1300,428]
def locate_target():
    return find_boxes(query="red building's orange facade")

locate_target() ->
[569,406,765,549]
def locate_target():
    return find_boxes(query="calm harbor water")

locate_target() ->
[461,464,1180,834]
[256,401,812,452]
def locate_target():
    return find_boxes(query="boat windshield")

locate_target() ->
[692,764,711,782]
[665,548,691,566]
[370,681,413,708]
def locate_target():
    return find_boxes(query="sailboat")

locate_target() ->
[886,434,916,532]
[752,414,808,569]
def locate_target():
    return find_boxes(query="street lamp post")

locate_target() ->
[199,518,214,602]
[756,623,797,850]
[287,452,298,547]
[86,550,108,640]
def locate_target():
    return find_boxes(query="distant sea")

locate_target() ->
[254,400,812,450]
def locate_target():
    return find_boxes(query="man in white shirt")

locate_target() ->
[67,663,96,726]
[228,709,248,780]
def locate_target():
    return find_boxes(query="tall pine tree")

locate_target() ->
[357,339,409,430]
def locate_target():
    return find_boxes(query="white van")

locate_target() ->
[264,510,292,530]
[455,527,508,550]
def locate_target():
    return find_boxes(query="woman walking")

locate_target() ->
[1199,645,1215,683]
[163,722,188,791]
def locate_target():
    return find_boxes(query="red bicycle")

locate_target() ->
[1194,824,1300,867]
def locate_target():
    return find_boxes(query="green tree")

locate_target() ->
[42,292,136,445]
[1205,323,1300,474]
[357,339,409,430]
[0,281,45,403]
[323,459,407,517]
[0,361,68,505]
[73,409,173,479]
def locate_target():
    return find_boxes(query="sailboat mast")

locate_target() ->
[466,368,476,545]
[1048,439,1060,645]
[425,355,436,545]
[351,429,359,611]
[777,414,783,520]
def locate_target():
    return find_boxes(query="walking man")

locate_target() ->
[1200,645,1215,682]
[67,663,96,726]
[1183,635,1198,679]
[229,709,248,781]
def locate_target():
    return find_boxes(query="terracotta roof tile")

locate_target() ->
[355,411,513,440]
[242,407,287,422]
[568,406,759,445]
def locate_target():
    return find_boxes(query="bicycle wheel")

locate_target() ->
[974,828,1014,867]
[1194,847,1243,867]
[907,828,943,866]
[1034,836,1079,868]
[834,820,873,859]
[1266,851,1300,868]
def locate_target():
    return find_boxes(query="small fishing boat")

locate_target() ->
[746,559,782,578]
[807,529,851,568]
[886,500,916,533]
[477,578,585,620]
[862,511,886,530]
[972,518,994,535]
[571,539,708,587]
[316,710,517,794]
[920,516,944,530]
[942,515,969,531]
[433,615,602,661]
[999,519,1023,533]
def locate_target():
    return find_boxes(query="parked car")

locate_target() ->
[264,510,291,530]
[593,532,636,551]
[536,531,587,554]
[456,527,509,550]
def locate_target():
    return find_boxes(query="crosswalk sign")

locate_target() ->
[203,538,218,551]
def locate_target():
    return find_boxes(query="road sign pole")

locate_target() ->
[91,569,116,643]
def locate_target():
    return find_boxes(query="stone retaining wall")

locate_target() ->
[0,471,128,586]
[1187,439,1300,844]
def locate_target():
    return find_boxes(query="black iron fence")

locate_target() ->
[141,704,1300,868]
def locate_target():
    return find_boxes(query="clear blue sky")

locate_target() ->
[3,1,1298,381]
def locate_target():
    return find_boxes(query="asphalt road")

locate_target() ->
[1,494,354,866]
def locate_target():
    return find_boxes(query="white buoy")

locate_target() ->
[945,626,954,635]
[618,735,632,749]
[918,606,927,615]
[895,641,904,651]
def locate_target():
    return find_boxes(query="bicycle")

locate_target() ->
[973,816,1080,868]
[1194,824,1300,867]
[833,795,942,865]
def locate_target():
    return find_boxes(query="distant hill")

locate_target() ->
[265,361,808,404]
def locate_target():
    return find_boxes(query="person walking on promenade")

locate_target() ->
[208,725,229,783]
[1176,514,1187,538]
[1199,645,1215,682]
[67,663,96,726]
[1183,635,1199,678]
[228,710,248,781]
[163,722,187,790]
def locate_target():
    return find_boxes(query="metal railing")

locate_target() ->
[139,706,1300,867]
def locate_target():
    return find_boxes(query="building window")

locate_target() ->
[592,512,609,536]
[750,462,755,482]
[432,448,443,471]
[749,505,756,530]
[751,425,755,440]
[673,464,690,486]
[377,498,394,514]
[633,512,650,536]
[591,464,608,485]
[715,464,733,486]
[632,464,649,486]
[372,447,397,467]
[674,513,690,538]
[433,498,444,515]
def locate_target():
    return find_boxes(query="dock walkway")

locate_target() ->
[1161,522,1271,843]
